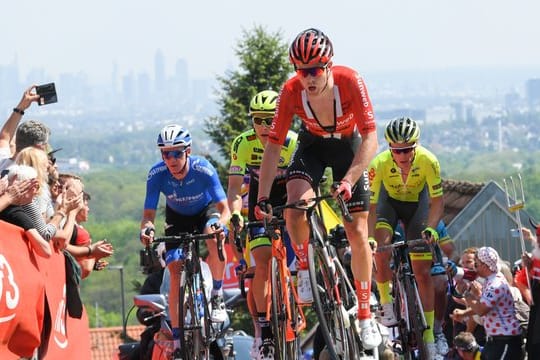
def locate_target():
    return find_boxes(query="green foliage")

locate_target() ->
[204,25,292,163]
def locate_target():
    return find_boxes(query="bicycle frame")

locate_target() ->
[274,190,357,360]
[154,232,221,360]
[378,238,428,360]
[247,218,306,360]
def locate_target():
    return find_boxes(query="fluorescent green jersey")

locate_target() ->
[368,145,443,203]
[228,129,297,180]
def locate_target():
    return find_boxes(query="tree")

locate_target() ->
[204,25,292,165]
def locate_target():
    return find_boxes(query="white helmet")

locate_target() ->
[157,124,192,148]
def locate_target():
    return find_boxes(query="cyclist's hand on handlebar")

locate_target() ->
[333,180,353,202]
[229,211,244,232]
[211,222,228,239]
[140,226,155,246]
[235,258,248,276]
[422,226,439,243]
[255,197,273,220]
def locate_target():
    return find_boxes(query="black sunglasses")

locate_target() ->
[252,117,273,126]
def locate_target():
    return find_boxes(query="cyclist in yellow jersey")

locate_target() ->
[227,90,297,360]
[367,117,445,359]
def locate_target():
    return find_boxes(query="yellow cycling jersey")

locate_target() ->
[228,129,297,180]
[368,145,443,203]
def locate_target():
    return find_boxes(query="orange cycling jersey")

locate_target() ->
[368,145,443,203]
[268,65,376,145]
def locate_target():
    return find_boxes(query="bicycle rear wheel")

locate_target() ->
[270,257,287,360]
[308,242,350,360]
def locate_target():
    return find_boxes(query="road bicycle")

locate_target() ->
[274,185,361,360]
[377,237,428,360]
[154,230,225,360]
[243,217,307,360]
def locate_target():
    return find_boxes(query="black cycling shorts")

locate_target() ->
[286,128,370,213]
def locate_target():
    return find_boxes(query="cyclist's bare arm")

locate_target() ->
[257,142,281,201]
[214,199,231,231]
[426,195,444,229]
[343,130,378,185]
[140,208,156,245]
[227,175,245,228]
[367,203,378,238]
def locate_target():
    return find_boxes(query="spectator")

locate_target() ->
[0,85,40,163]
[451,246,523,359]
[15,147,52,216]
[453,331,482,360]
[1,165,51,257]
[66,191,114,279]
[445,247,486,349]
[0,119,50,172]
[12,150,69,243]
[519,224,540,358]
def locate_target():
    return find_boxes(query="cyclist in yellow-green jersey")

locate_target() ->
[367,117,445,359]
[227,90,297,359]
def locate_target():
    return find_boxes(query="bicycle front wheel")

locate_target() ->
[270,257,287,360]
[308,242,350,360]
[403,274,427,359]
[179,273,205,360]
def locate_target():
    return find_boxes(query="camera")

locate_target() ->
[35,83,58,106]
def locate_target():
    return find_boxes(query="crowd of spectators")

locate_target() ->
[0,85,114,357]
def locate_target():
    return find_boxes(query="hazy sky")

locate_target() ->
[3,0,540,83]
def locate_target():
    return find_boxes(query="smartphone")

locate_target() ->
[36,82,58,106]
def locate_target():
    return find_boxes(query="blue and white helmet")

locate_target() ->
[157,124,192,149]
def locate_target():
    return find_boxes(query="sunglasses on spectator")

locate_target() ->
[295,64,328,78]
[49,156,56,165]
[252,117,273,126]
[389,144,417,154]
[161,149,187,159]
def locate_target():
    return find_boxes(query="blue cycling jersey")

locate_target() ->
[144,155,226,216]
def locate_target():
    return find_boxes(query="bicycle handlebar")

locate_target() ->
[154,229,225,261]
[375,238,426,252]
[272,184,353,222]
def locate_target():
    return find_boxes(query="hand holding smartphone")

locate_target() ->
[35,82,58,106]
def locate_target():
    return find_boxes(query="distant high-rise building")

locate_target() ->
[122,71,136,106]
[137,72,151,104]
[174,58,189,97]
[525,78,540,109]
[154,50,166,93]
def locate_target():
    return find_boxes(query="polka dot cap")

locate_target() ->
[477,246,499,272]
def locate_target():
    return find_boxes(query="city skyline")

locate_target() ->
[2,0,540,85]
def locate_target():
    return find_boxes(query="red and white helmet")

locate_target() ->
[289,28,334,68]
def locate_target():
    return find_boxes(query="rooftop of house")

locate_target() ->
[442,178,485,225]
[90,325,145,359]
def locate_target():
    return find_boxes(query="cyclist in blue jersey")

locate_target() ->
[140,124,231,358]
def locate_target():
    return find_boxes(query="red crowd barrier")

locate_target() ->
[0,221,91,359]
